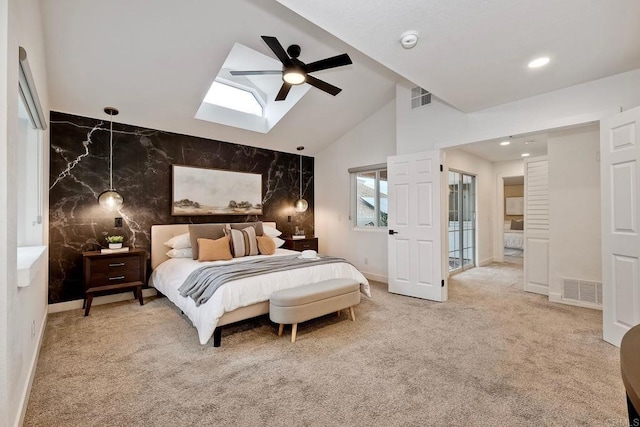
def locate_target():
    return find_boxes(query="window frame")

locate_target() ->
[204,78,266,117]
[349,163,388,230]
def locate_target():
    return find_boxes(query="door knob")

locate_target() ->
[388,230,398,235]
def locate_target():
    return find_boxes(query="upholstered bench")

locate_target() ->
[269,278,360,343]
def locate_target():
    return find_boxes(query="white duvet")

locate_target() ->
[149,248,370,345]
[504,231,525,249]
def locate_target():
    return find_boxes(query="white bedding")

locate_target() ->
[149,248,370,345]
[504,230,524,249]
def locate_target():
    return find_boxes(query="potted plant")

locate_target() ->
[106,235,125,249]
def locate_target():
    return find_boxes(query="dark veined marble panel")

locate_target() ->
[49,111,314,303]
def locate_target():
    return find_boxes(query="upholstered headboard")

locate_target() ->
[150,221,277,270]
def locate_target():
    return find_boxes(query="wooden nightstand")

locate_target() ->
[82,249,147,316]
[282,237,319,252]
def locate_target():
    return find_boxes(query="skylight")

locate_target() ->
[203,81,263,117]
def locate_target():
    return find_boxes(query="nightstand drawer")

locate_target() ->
[283,237,319,252]
[89,268,142,288]
[90,255,141,274]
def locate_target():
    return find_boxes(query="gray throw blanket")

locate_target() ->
[178,254,351,306]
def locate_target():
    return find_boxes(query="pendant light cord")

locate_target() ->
[109,112,114,191]
[299,154,302,198]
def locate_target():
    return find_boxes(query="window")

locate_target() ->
[203,80,264,117]
[18,46,46,246]
[349,164,387,228]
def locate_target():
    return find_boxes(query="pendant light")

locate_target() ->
[294,146,308,213]
[98,107,124,211]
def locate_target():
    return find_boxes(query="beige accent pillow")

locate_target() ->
[256,235,276,255]
[197,236,232,262]
[189,224,228,260]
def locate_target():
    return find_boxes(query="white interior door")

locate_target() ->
[387,150,445,301]
[601,106,640,347]
[524,156,550,295]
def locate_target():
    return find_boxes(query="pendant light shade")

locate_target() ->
[98,107,124,211]
[295,146,308,213]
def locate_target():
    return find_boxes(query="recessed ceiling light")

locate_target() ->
[524,140,534,145]
[521,153,530,157]
[500,141,510,146]
[400,31,419,49]
[528,57,550,68]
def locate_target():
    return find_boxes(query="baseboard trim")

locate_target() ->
[549,292,602,310]
[524,283,549,296]
[361,271,388,284]
[478,257,494,267]
[48,288,158,314]
[15,308,47,427]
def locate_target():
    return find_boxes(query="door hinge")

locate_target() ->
[441,279,445,287]
[440,164,443,172]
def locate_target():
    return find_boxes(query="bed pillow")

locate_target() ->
[510,219,524,230]
[197,236,232,262]
[230,221,264,236]
[189,224,228,260]
[256,235,276,255]
[164,232,191,249]
[272,236,285,248]
[263,225,282,238]
[226,226,259,257]
[166,248,193,258]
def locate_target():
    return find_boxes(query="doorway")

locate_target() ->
[448,171,476,272]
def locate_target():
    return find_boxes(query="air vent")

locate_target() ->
[562,278,602,307]
[411,87,431,108]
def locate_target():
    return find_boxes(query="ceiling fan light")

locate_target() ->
[283,70,306,85]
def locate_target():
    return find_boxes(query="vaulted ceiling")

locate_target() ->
[41,1,640,155]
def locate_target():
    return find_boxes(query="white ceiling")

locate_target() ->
[453,132,548,163]
[276,0,640,113]
[40,0,399,155]
[41,1,640,156]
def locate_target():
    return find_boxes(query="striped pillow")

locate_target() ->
[226,226,258,258]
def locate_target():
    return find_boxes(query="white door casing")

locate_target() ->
[601,106,640,347]
[387,151,445,301]
[524,156,550,295]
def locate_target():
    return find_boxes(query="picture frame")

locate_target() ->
[172,165,263,216]
[505,196,524,215]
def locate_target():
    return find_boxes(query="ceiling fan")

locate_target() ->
[230,36,352,101]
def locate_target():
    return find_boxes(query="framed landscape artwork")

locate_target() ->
[505,196,524,215]
[172,165,263,216]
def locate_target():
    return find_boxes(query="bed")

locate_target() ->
[504,220,524,258]
[148,222,370,346]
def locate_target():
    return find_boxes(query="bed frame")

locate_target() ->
[150,221,277,346]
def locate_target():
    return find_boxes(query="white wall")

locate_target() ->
[0,0,50,425]
[315,100,396,282]
[547,125,601,304]
[396,68,640,154]
[445,149,494,266]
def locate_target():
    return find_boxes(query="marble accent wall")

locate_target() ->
[49,111,314,304]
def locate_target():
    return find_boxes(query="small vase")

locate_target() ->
[109,243,123,249]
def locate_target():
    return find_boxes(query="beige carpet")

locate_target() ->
[25,263,626,426]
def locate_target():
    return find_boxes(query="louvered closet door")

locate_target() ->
[524,156,549,295]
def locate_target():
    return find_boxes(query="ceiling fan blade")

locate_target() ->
[275,82,292,101]
[305,53,352,73]
[261,36,291,65]
[305,75,342,96]
[230,70,282,76]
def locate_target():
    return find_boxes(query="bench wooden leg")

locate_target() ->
[291,323,298,343]
[349,306,356,321]
[278,324,284,337]
[213,327,222,347]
